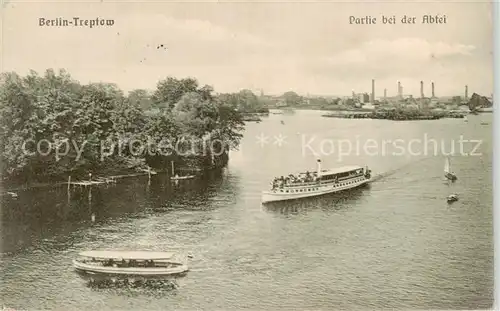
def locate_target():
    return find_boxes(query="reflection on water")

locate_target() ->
[83,278,181,299]
[0,111,493,310]
[1,170,229,256]
[84,278,179,289]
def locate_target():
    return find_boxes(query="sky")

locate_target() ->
[0,0,494,97]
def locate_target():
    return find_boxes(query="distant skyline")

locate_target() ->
[1,1,493,97]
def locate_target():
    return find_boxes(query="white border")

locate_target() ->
[494,0,499,310]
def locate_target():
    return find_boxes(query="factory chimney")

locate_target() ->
[431,82,435,98]
[420,81,424,98]
[384,88,387,100]
[397,81,401,98]
[371,79,375,103]
[465,85,468,101]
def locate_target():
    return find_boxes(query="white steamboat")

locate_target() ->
[262,159,371,203]
[73,250,189,283]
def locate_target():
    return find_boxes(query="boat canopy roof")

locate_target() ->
[78,250,174,260]
[318,165,364,176]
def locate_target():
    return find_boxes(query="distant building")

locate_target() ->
[362,103,376,110]
[362,93,370,103]
[445,103,459,110]
[429,98,439,108]
[352,93,369,103]
[344,98,356,106]
[417,98,430,109]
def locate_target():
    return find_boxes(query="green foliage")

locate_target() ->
[468,93,492,111]
[0,71,245,183]
[128,89,153,110]
[371,107,443,120]
[282,91,302,106]
[218,89,269,113]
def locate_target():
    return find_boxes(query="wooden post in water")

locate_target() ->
[88,184,92,213]
[148,166,151,186]
[67,175,71,204]
[171,161,175,175]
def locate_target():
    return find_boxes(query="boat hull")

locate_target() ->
[262,177,370,203]
[73,260,189,280]
[444,172,457,181]
[447,195,458,203]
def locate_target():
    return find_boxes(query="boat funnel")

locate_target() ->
[317,159,321,175]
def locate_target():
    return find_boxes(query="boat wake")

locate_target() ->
[369,157,429,183]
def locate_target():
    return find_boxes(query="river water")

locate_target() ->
[0,110,493,310]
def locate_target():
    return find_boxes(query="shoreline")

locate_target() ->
[0,166,210,195]
[321,112,465,121]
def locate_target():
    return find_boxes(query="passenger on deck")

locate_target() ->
[305,171,314,182]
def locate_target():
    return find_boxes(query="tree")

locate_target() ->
[0,70,246,183]
[282,91,302,106]
[452,96,462,105]
[236,89,259,111]
[152,77,199,110]
[0,69,86,181]
[128,89,153,110]
[468,93,492,111]
[213,97,244,150]
[172,92,218,137]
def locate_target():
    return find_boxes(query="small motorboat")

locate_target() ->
[73,250,189,283]
[447,194,459,203]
